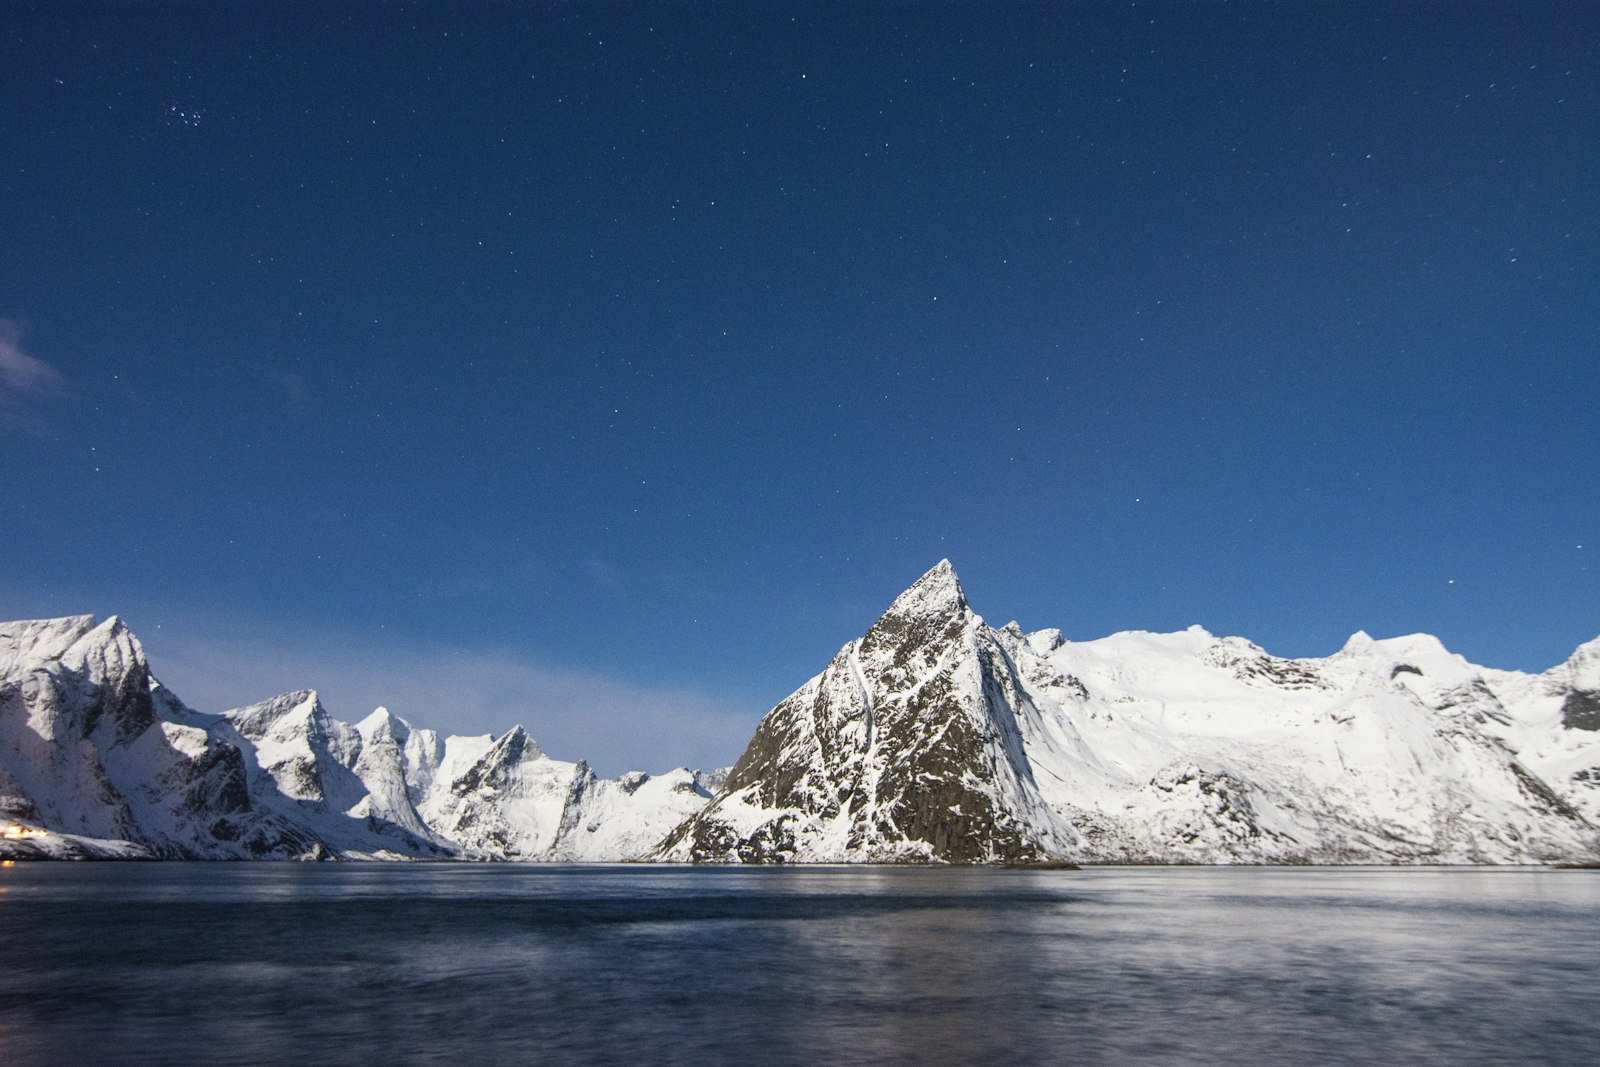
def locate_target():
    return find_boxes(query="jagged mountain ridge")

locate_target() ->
[4,563,1598,864]
[658,561,1600,864]
[0,615,720,859]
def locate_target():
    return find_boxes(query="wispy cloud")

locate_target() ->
[141,618,763,778]
[0,319,68,437]
[0,320,66,396]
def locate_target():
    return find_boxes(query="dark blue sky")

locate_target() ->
[3,2,1595,773]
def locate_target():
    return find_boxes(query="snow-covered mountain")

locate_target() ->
[5,567,1598,864]
[0,615,720,860]
[658,561,1600,864]
[415,723,723,860]
[0,616,328,858]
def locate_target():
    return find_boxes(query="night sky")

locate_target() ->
[3,2,1595,774]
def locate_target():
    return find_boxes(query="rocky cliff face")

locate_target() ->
[657,561,1072,862]
[658,562,1600,864]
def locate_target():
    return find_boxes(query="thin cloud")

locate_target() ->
[0,320,67,397]
[141,618,763,778]
[0,320,68,437]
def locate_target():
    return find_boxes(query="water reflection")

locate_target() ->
[0,864,1595,1065]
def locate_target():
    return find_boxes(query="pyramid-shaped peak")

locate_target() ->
[358,706,410,743]
[488,723,541,764]
[56,613,146,672]
[888,559,968,613]
[865,561,975,649]
[918,558,965,595]
[1341,630,1375,652]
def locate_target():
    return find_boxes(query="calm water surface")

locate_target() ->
[0,863,1595,1065]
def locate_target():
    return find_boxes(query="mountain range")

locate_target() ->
[4,562,1597,863]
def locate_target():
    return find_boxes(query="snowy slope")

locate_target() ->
[0,615,722,860]
[660,561,1600,864]
[207,691,451,858]
[1002,624,1598,863]
[0,616,327,858]
[415,722,722,860]
[5,583,1596,865]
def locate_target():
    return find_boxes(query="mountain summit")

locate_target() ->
[659,560,1072,862]
[880,557,969,620]
[659,562,1600,864]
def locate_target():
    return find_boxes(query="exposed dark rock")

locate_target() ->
[1511,762,1582,819]
[660,561,1066,864]
[1562,690,1600,732]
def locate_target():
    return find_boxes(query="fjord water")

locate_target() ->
[1,865,1595,1066]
